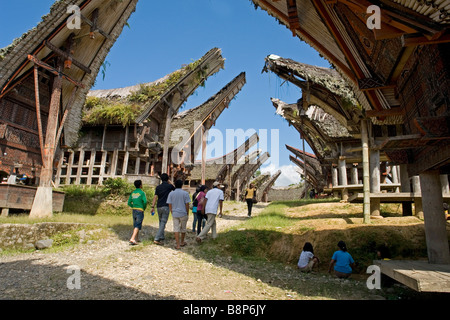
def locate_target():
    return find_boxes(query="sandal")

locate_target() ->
[129,240,138,245]
[180,242,187,247]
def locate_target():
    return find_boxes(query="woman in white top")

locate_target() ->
[297,242,319,272]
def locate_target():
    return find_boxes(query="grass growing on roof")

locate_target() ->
[82,59,209,126]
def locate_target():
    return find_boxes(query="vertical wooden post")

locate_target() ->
[302,135,307,199]
[370,149,381,217]
[110,149,119,178]
[99,151,107,185]
[162,108,174,174]
[75,149,84,185]
[201,125,207,185]
[392,165,400,193]
[400,164,413,216]
[87,150,96,186]
[419,170,450,264]
[412,176,423,219]
[30,67,63,218]
[440,174,450,194]
[122,151,129,177]
[361,119,371,224]
[351,164,358,185]
[54,150,65,187]
[135,157,141,175]
[338,156,348,202]
[331,165,339,198]
[65,151,74,185]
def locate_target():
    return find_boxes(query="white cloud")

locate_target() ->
[260,163,302,187]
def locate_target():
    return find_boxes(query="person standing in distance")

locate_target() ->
[152,173,175,245]
[196,181,224,243]
[127,180,147,245]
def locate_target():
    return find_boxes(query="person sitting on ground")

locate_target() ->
[297,242,319,272]
[328,240,355,279]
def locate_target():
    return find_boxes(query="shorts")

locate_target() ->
[298,260,315,272]
[173,215,188,233]
[132,209,144,230]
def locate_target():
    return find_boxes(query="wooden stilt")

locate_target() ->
[30,64,63,218]
[420,170,450,264]
[361,119,371,224]
[370,149,381,217]
[201,125,207,185]
[162,108,174,174]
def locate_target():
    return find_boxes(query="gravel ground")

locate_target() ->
[0,202,387,300]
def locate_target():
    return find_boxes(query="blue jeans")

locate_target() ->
[132,210,144,230]
[155,206,170,241]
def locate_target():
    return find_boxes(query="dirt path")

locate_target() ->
[0,202,386,300]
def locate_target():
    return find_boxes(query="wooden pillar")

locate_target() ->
[331,165,339,198]
[54,150,65,187]
[30,68,63,218]
[75,149,84,185]
[201,125,207,185]
[400,164,413,216]
[65,151,74,185]
[392,165,400,193]
[87,149,96,186]
[161,108,174,174]
[110,149,119,178]
[370,149,381,217]
[145,161,150,175]
[351,164,358,185]
[122,151,129,176]
[99,151,107,185]
[338,157,348,202]
[412,176,423,218]
[135,157,141,175]
[236,178,240,202]
[440,174,450,195]
[419,170,450,264]
[361,120,371,224]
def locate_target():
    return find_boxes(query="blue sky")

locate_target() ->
[1,0,330,186]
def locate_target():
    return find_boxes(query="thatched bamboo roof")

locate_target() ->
[0,0,139,147]
[84,48,226,127]
[169,72,246,151]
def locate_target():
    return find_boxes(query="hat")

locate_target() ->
[213,181,220,187]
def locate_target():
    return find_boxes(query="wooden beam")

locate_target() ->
[44,40,92,74]
[27,55,85,88]
[401,33,450,47]
[365,107,405,118]
[33,65,45,165]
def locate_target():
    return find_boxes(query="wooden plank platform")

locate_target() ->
[330,183,401,191]
[0,184,65,213]
[374,260,450,293]
[349,192,450,203]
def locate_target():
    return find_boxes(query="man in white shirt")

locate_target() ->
[167,179,191,249]
[196,181,224,243]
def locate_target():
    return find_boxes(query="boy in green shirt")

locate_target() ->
[127,180,147,245]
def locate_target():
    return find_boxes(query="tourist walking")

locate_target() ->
[196,181,224,243]
[166,179,191,250]
[328,240,355,278]
[152,173,175,245]
[194,185,208,235]
[127,180,147,245]
[244,183,257,217]
[297,242,319,272]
